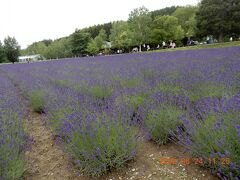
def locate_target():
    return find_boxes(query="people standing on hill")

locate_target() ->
[162,41,166,48]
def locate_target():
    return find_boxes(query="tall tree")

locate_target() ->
[0,41,6,63]
[173,6,198,38]
[151,16,184,44]
[196,0,240,41]
[95,29,107,50]
[71,30,91,56]
[128,6,152,52]
[4,36,20,64]
[110,21,133,50]
[86,38,99,55]
[151,6,179,19]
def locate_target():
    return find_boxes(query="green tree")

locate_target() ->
[3,36,20,64]
[45,38,72,59]
[86,38,99,55]
[151,16,184,44]
[71,30,91,56]
[0,41,6,63]
[109,21,133,50]
[128,6,152,52]
[24,41,47,56]
[95,29,107,50]
[196,0,240,41]
[173,6,198,38]
[151,6,179,19]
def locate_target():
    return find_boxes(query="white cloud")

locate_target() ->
[0,0,198,48]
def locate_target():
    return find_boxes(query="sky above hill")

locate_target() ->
[0,0,199,48]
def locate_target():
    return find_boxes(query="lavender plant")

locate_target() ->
[0,76,26,180]
[61,111,137,176]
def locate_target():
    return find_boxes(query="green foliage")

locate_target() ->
[0,41,6,63]
[128,6,152,49]
[29,91,45,113]
[151,16,184,43]
[151,6,179,19]
[145,104,183,145]
[74,83,113,99]
[120,78,141,88]
[196,0,240,41]
[88,85,113,99]
[45,38,72,59]
[3,36,20,64]
[180,111,240,177]
[87,38,100,55]
[48,108,73,135]
[172,6,198,37]
[188,83,233,101]
[71,30,91,56]
[84,22,112,39]
[53,79,71,88]
[115,93,148,113]
[22,41,47,56]
[110,21,133,50]
[65,113,137,176]
[0,114,25,180]
[155,82,182,95]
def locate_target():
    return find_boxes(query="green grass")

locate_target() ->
[29,90,45,113]
[145,104,184,145]
[154,82,182,96]
[148,41,240,54]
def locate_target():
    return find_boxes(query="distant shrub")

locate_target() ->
[53,79,70,88]
[88,85,113,99]
[75,83,113,99]
[115,94,148,111]
[120,78,142,88]
[145,104,183,145]
[188,83,228,101]
[29,91,45,113]
[141,70,158,79]
[63,112,137,176]
[177,102,240,178]
[154,83,182,96]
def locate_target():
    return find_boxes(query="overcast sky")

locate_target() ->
[0,0,199,48]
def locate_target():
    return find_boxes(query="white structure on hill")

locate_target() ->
[19,54,41,62]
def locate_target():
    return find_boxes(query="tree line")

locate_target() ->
[1,0,240,63]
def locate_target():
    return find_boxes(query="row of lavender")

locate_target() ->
[0,74,27,179]
[1,46,240,178]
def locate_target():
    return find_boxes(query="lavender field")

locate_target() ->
[0,46,240,179]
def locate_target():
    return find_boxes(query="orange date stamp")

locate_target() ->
[159,157,231,165]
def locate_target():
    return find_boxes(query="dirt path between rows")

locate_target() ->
[23,110,78,180]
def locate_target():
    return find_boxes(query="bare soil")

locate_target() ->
[23,111,77,180]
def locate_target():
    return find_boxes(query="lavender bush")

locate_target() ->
[61,111,137,176]
[0,76,26,180]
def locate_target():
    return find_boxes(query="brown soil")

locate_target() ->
[23,111,78,180]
